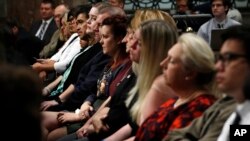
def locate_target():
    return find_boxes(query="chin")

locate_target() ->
[102,50,107,54]
[217,85,227,93]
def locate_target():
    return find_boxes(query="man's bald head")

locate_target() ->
[99,6,126,17]
[54,4,69,27]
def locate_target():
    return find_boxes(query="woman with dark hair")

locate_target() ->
[43,15,131,141]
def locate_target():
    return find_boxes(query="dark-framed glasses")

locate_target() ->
[216,52,246,66]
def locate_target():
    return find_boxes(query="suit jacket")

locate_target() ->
[29,18,58,46]
[63,43,103,91]
[47,42,111,111]
[39,29,64,58]
[64,50,110,111]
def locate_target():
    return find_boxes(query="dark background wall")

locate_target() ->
[2,0,88,30]
[2,0,249,30]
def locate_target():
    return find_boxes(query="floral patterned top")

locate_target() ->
[134,94,217,141]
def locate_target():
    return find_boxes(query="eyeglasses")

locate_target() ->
[216,52,246,66]
[68,17,76,24]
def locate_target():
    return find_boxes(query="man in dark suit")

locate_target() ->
[29,0,58,47]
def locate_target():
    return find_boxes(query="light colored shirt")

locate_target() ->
[217,100,250,141]
[50,33,81,73]
[197,17,241,44]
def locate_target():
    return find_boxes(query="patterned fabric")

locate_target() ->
[135,94,216,141]
[96,66,113,98]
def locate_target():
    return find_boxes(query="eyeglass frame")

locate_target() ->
[216,52,246,67]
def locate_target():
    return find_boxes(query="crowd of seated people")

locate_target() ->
[1,0,249,141]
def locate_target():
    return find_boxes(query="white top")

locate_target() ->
[217,100,250,141]
[197,17,241,44]
[50,33,81,73]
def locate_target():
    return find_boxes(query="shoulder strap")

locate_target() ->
[61,35,79,55]
[68,35,79,45]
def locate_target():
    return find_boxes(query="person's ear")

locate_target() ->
[185,69,197,81]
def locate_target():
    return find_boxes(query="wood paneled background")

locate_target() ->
[2,0,88,30]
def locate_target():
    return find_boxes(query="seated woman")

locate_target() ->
[40,3,112,111]
[135,33,218,141]
[32,6,85,81]
[42,15,131,141]
[103,10,178,141]
[41,7,97,101]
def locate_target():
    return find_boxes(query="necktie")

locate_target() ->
[232,112,241,125]
[38,22,47,40]
[217,24,223,29]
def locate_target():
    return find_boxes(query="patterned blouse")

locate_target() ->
[135,94,216,141]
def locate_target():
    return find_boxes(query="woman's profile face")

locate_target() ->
[99,25,118,56]
[160,43,186,90]
[86,7,98,35]
[129,29,141,63]
[60,18,70,39]
[122,27,134,52]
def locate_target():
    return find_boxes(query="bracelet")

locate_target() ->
[75,108,80,114]
[55,96,62,104]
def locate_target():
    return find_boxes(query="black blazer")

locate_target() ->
[47,42,111,111]
[29,18,58,46]
[63,43,104,91]
[64,49,111,110]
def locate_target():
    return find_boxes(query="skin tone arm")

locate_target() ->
[57,85,111,124]
[59,84,75,103]
[32,59,56,72]
[91,96,111,132]
[42,75,63,96]
[76,96,112,138]
[41,84,75,111]
[140,75,175,125]
[103,123,132,141]
[124,136,135,141]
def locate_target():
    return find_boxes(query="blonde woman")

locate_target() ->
[104,11,178,141]
[135,33,217,141]
[128,10,177,125]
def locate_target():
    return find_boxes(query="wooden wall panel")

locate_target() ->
[6,0,88,30]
